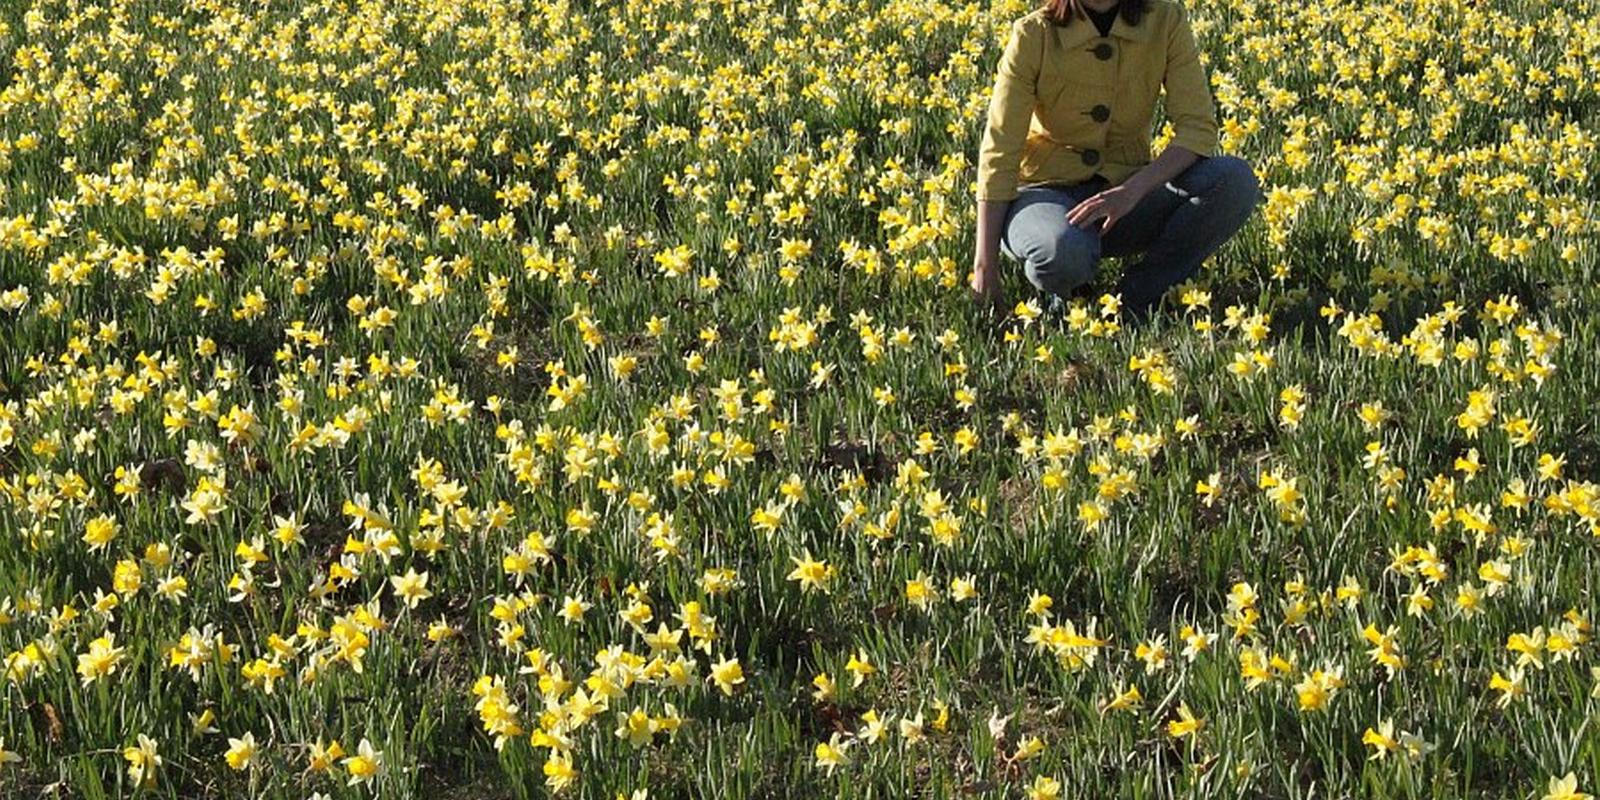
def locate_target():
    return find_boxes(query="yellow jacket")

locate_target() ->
[976,1,1220,202]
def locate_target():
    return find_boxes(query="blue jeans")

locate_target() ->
[999,154,1262,316]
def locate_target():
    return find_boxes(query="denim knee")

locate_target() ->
[1023,232,1098,294]
[1204,155,1262,215]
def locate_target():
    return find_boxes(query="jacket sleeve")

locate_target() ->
[1161,4,1219,158]
[975,18,1041,203]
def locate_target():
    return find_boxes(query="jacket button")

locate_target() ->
[1090,104,1110,122]
[1081,148,1101,166]
[1092,43,1113,60]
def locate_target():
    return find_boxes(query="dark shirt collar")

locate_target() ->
[1053,6,1152,47]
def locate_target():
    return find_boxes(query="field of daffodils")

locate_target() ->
[1,0,1598,797]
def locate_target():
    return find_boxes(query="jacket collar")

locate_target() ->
[1050,9,1153,49]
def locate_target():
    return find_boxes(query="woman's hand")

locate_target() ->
[1065,184,1145,234]
[969,260,1003,309]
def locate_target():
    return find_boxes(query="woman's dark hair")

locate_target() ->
[1039,0,1150,27]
